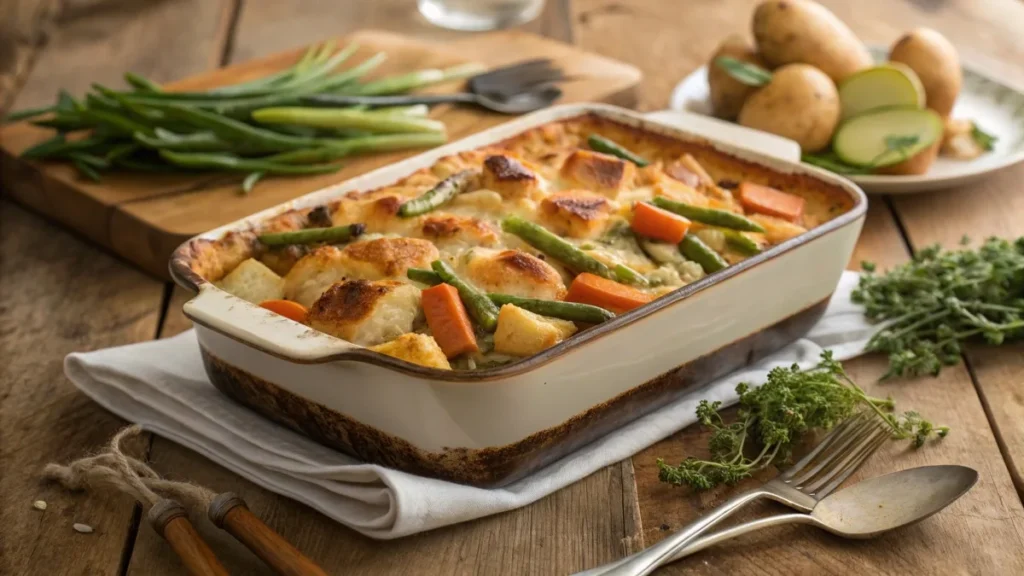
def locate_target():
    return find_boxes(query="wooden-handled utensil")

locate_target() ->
[148,499,229,576]
[209,492,328,576]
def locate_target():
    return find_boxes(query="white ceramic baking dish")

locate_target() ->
[171,103,867,487]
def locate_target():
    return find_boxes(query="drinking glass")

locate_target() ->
[418,0,546,31]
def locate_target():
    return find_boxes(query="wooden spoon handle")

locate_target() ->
[209,492,327,576]
[148,499,229,576]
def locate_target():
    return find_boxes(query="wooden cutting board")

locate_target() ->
[0,29,640,279]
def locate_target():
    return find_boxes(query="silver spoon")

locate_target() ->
[302,85,563,114]
[578,465,977,575]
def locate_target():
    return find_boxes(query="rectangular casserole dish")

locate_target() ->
[170,103,867,487]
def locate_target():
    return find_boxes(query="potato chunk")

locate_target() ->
[462,248,566,300]
[282,239,439,307]
[480,154,540,199]
[370,333,451,370]
[339,237,439,280]
[749,214,807,244]
[307,280,421,346]
[215,258,284,304]
[539,189,613,239]
[560,149,635,199]
[419,213,500,250]
[493,304,577,357]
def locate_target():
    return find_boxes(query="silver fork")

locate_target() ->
[577,411,890,576]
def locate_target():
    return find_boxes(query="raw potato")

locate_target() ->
[738,63,840,153]
[752,0,871,83]
[889,28,961,118]
[708,35,768,120]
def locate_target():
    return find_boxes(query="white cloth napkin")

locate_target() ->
[64,271,875,540]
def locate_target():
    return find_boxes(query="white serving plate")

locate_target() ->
[171,103,867,486]
[669,48,1024,194]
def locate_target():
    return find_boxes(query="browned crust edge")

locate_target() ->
[201,297,830,487]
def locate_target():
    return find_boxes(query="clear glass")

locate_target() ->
[418,0,545,31]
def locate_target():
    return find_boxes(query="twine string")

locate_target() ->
[42,425,216,512]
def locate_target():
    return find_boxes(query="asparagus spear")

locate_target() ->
[398,170,475,217]
[431,260,500,332]
[257,223,366,246]
[679,234,728,274]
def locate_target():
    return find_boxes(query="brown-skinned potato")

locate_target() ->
[738,63,840,153]
[752,0,871,84]
[889,28,961,118]
[708,35,767,120]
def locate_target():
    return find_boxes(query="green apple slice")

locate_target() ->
[833,106,943,168]
[838,63,925,120]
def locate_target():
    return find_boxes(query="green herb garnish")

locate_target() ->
[714,56,773,87]
[971,122,998,152]
[657,352,946,490]
[853,236,1024,378]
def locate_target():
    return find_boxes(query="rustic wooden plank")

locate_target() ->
[0,0,237,248]
[889,167,1024,497]
[0,200,165,576]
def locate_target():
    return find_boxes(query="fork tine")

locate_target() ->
[778,412,868,481]
[810,423,889,497]
[788,415,879,486]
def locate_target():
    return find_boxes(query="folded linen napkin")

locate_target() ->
[64,271,876,540]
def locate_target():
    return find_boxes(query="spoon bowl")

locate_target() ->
[810,464,978,538]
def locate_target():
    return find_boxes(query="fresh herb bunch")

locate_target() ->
[854,236,1024,378]
[657,352,947,490]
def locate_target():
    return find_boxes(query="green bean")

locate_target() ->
[679,234,728,274]
[209,44,321,95]
[32,114,94,132]
[502,216,614,279]
[612,264,649,287]
[398,170,474,217]
[71,156,102,182]
[431,260,500,332]
[80,108,154,136]
[4,104,55,123]
[721,229,762,256]
[21,135,109,159]
[488,294,615,324]
[158,150,342,174]
[68,151,110,169]
[354,63,485,95]
[56,91,82,112]
[252,107,445,134]
[125,72,163,93]
[587,134,649,167]
[407,267,442,285]
[264,147,350,165]
[651,196,765,233]
[257,223,365,246]
[366,104,430,117]
[104,143,139,162]
[241,171,265,194]
[147,103,313,150]
[133,129,234,152]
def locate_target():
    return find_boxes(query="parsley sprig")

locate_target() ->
[657,352,947,490]
[853,236,1024,378]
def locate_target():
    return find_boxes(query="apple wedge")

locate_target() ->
[833,106,943,168]
[838,63,925,120]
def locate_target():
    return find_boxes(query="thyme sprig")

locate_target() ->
[657,352,946,490]
[853,236,1024,378]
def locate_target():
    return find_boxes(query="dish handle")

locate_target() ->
[644,110,802,163]
[183,285,358,362]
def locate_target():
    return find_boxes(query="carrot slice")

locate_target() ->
[259,299,308,323]
[565,273,654,314]
[421,283,479,358]
[631,202,692,244]
[738,182,806,223]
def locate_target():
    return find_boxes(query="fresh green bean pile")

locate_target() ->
[5,42,481,193]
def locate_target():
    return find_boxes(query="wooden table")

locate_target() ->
[2,1,1023,574]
